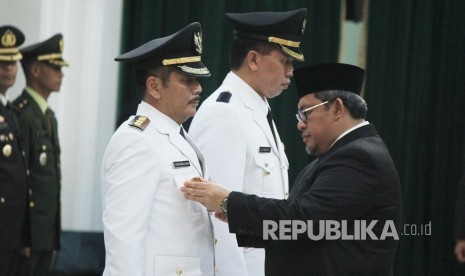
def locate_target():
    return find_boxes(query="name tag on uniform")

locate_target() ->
[259,147,271,153]
[173,160,190,168]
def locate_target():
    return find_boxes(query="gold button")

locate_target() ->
[26,169,30,176]
[2,144,12,157]
[264,171,270,176]
[22,150,26,157]
[42,145,46,151]
[264,162,269,167]
[30,202,35,208]
[175,267,182,275]
[215,238,218,245]
[1,197,5,203]
[29,189,32,195]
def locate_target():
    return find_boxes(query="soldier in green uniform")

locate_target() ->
[0,25,30,276]
[13,33,68,276]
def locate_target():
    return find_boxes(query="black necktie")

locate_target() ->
[179,127,186,139]
[180,126,203,172]
[267,108,278,147]
[45,108,53,135]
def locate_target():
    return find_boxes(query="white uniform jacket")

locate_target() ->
[189,72,289,276]
[102,101,215,276]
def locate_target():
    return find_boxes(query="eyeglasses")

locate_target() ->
[296,100,332,123]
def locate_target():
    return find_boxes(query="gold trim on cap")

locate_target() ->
[37,53,62,61]
[268,37,300,47]
[0,48,19,54]
[47,59,69,67]
[0,53,22,61]
[280,45,304,61]
[177,65,210,75]
[162,56,201,66]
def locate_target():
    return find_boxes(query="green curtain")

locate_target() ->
[365,0,465,275]
[117,0,341,184]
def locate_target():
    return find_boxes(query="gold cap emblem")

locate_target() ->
[1,29,16,47]
[194,31,202,54]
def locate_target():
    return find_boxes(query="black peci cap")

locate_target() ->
[225,8,307,61]
[0,25,25,62]
[21,33,69,67]
[115,22,210,77]
[294,63,365,98]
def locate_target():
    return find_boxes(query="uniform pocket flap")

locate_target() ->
[254,154,274,172]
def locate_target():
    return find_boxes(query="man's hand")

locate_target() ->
[180,179,231,213]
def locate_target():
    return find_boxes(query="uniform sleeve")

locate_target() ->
[189,104,249,275]
[228,147,391,239]
[101,131,160,276]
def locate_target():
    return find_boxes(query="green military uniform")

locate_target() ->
[0,25,30,276]
[14,89,61,251]
[14,33,68,276]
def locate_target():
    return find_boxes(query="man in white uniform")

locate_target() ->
[101,22,215,276]
[188,9,307,276]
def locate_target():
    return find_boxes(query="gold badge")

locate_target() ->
[1,29,16,47]
[301,18,307,34]
[2,144,12,157]
[194,32,202,54]
[0,115,4,123]
[59,38,64,53]
[39,152,47,166]
[190,177,202,182]
[8,133,13,141]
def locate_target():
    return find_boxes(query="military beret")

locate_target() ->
[21,33,69,67]
[225,8,307,61]
[115,22,210,77]
[294,63,365,98]
[0,25,25,62]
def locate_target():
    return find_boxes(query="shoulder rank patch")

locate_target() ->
[216,91,232,103]
[128,115,150,131]
[15,98,29,111]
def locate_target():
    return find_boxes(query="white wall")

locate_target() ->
[0,0,123,231]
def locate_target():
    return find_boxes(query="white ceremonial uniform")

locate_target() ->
[101,101,215,276]
[189,72,289,276]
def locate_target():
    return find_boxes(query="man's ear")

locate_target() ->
[246,50,260,72]
[146,75,161,100]
[333,98,345,120]
[30,62,41,78]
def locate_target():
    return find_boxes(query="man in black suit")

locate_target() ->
[0,25,29,276]
[182,63,402,275]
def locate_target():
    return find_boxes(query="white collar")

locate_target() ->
[329,121,370,149]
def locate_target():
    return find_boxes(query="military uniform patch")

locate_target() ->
[128,115,150,131]
[216,91,232,103]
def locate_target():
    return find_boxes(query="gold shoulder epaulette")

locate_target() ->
[128,115,150,131]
